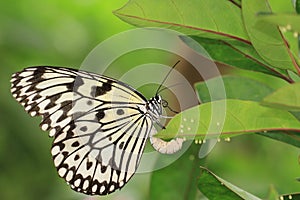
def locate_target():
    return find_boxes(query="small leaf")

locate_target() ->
[242,0,298,72]
[262,82,300,111]
[198,167,261,200]
[114,0,249,42]
[155,100,300,140]
[149,144,201,200]
[195,76,274,103]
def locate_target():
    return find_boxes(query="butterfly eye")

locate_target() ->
[162,99,168,107]
[162,99,179,114]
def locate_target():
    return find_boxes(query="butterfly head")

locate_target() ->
[147,95,163,119]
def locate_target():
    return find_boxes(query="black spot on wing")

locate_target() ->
[80,126,87,132]
[74,154,80,161]
[73,76,84,91]
[90,80,112,97]
[86,161,93,170]
[116,109,124,115]
[62,151,68,157]
[33,67,46,77]
[102,81,112,92]
[95,110,105,121]
[119,142,124,149]
[101,165,107,173]
[71,141,80,147]
[91,86,105,96]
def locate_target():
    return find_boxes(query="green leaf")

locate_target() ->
[181,36,291,80]
[256,13,300,63]
[242,0,298,72]
[257,130,300,148]
[195,76,300,148]
[114,0,250,42]
[155,100,300,140]
[149,144,201,200]
[195,76,274,103]
[257,13,300,33]
[262,82,300,111]
[198,167,261,200]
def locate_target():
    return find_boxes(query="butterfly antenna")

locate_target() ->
[156,60,180,95]
[157,82,183,94]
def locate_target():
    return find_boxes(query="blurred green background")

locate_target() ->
[0,1,134,199]
[1,1,299,200]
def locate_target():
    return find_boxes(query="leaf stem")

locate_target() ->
[279,29,300,76]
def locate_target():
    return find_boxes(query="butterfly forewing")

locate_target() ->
[10,66,154,195]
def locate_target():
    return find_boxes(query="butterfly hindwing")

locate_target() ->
[10,66,153,195]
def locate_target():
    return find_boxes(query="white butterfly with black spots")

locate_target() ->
[10,66,184,195]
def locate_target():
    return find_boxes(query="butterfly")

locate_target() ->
[10,64,184,195]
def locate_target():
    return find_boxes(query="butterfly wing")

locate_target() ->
[10,66,153,195]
